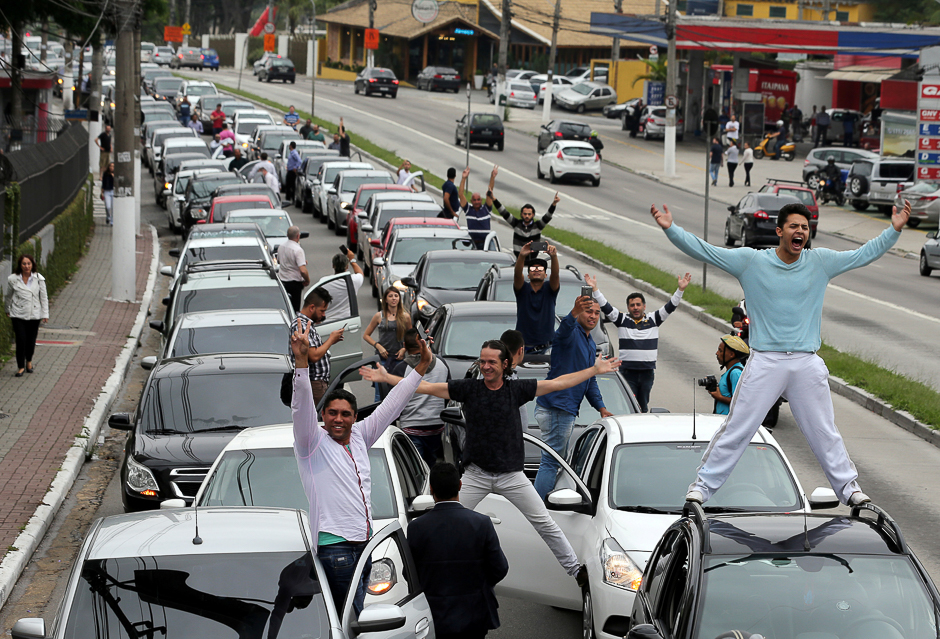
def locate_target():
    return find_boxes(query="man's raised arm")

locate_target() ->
[291,321,326,458]
[535,355,621,396]
[650,204,750,277]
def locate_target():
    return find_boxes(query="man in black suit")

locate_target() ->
[407,463,509,639]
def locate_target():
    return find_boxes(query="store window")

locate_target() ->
[736,4,754,16]
[768,6,787,17]
[835,10,849,20]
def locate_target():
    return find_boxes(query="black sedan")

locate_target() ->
[354,67,399,98]
[108,352,293,511]
[537,119,592,153]
[724,192,805,248]
[416,66,461,92]
[258,57,296,83]
[455,113,505,150]
[424,301,524,379]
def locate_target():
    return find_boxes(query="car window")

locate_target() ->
[174,283,288,318]
[644,530,680,605]
[559,122,591,137]
[443,317,519,357]
[777,188,815,207]
[390,237,472,265]
[179,243,266,270]
[423,258,502,290]
[170,323,286,357]
[562,146,595,158]
[340,175,393,193]
[227,214,290,237]
[877,163,914,180]
[373,68,396,78]
[656,539,690,636]
[852,162,873,177]
[472,114,501,126]
[570,427,599,477]
[390,434,426,508]
[585,431,607,502]
[572,84,592,96]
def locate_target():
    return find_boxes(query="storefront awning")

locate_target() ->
[823,67,897,83]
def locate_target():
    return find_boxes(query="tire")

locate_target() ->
[678,136,684,142]
[621,114,628,131]
[455,132,461,145]
[266,75,272,83]
[576,104,585,114]
[290,79,295,84]
[302,196,311,213]
[784,152,795,161]
[550,168,558,184]
[488,142,494,148]
[355,83,360,94]
[724,222,735,246]
[257,74,262,82]
[920,251,933,276]
[753,147,765,160]
[742,227,751,247]
[592,177,600,186]
[836,193,846,206]
[849,176,868,197]
[497,140,504,151]
[537,162,544,179]
[335,221,344,236]
[806,172,820,189]
[811,228,818,239]
[371,278,379,298]
[851,200,869,211]
[907,218,921,228]
[643,127,650,141]
[582,587,596,639]
[327,214,335,230]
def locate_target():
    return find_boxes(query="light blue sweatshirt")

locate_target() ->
[663,224,900,352]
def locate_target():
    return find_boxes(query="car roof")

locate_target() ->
[421,249,515,265]
[183,236,264,248]
[176,167,223,178]
[164,138,208,148]
[444,300,518,317]
[87,507,307,559]
[322,161,373,170]
[174,308,290,329]
[228,208,288,217]
[371,192,431,203]
[153,353,291,377]
[390,221,464,235]
[378,201,441,212]
[340,170,390,179]
[188,223,265,238]
[555,140,595,148]
[213,194,273,203]
[181,269,280,290]
[604,413,758,443]
[754,192,802,204]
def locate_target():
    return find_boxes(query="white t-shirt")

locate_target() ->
[397,169,414,187]
[741,148,754,163]
[278,239,306,283]
[263,171,281,194]
[249,160,277,182]
[726,120,740,140]
[322,272,364,322]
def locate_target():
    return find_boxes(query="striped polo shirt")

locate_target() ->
[594,289,683,370]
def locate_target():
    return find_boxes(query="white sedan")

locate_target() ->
[476,414,837,639]
[537,140,601,186]
[530,74,574,103]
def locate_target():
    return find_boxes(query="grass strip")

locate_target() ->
[204,78,940,429]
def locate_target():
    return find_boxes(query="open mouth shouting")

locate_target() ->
[791,233,805,251]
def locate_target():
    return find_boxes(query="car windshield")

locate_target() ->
[355,187,393,207]
[510,83,531,92]
[221,102,251,111]
[425,257,504,289]
[154,78,182,91]
[262,133,299,151]
[237,121,264,135]
[610,443,800,512]
[559,122,591,137]
[170,323,286,357]
[142,370,292,432]
[472,115,501,126]
[520,374,635,425]
[341,175,392,193]
[696,552,937,639]
[376,209,439,230]
[777,188,815,206]
[323,166,355,183]
[491,276,585,305]
[204,48,218,56]
[186,85,216,95]
[175,284,287,318]
[214,200,273,219]
[178,245,267,271]
[191,176,241,198]
[163,155,203,174]
[878,163,914,180]
[572,84,593,96]
[373,68,396,78]
[166,145,210,159]
[272,59,294,67]
[227,214,290,236]
[305,157,336,176]
[443,316,522,357]
[200,448,397,520]
[63,552,331,639]
[143,112,175,123]
[391,237,471,265]
[562,146,595,157]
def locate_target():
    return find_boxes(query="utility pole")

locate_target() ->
[610,0,622,74]
[134,15,143,234]
[40,20,48,64]
[310,0,317,117]
[497,0,511,112]
[541,0,561,123]
[62,31,73,111]
[183,0,193,46]
[367,0,377,67]
[88,37,103,175]
[663,0,677,177]
[113,0,138,301]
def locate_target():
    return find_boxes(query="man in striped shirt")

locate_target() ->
[458,165,497,249]
[587,272,691,412]
[493,192,559,257]
[293,287,346,404]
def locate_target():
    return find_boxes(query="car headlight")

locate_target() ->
[126,456,160,496]
[242,142,249,148]
[341,201,351,210]
[367,558,397,595]
[393,280,408,290]
[416,297,436,315]
[191,208,208,219]
[600,538,643,591]
[164,182,171,190]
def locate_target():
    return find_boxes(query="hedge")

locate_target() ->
[0,177,95,362]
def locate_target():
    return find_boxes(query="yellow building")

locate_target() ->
[723,0,876,22]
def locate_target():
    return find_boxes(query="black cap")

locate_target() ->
[526,257,548,269]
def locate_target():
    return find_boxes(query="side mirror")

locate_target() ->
[369,239,381,247]
[160,265,173,277]
[373,257,386,268]
[728,205,736,213]
[546,488,585,510]
[808,486,839,510]
[108,413,133,431]
[159,498,187,509]
[149,320,165,333]
[411,494,435,512]
[627,624,664,639]
[328,187,337,195]
[649,407,670,413]
[162,189,172,197]
[341,202,350,210]
[11,619,46,639]
[928,230,938,240]
[168,248,180,257]
[362,224,374,233]
[161,297,170,306]
[401,276,418,288]
[300,231,310,239]
[440,406,465,426]
[140,356,157,370]
[349,604,407,634]
[357,212,368,219]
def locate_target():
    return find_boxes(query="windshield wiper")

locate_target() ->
[703,506,747,513]
[616,505,673,514]
[147,428,184,435]
[198,425,249,433]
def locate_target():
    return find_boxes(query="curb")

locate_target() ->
[0,223,160,611]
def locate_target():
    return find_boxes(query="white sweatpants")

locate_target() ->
[459,464,581,575]
[690,350,862,504]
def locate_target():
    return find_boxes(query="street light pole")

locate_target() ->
[113,0,138,301]
[541,0,561,123]
[367,0,376,67]
[466,82,472,167]
[310,0,317,117]
[663,0,677,177]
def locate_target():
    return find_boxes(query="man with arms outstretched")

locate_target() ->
[649,199,911,507]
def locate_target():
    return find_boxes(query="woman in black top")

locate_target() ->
[101,162,115,226]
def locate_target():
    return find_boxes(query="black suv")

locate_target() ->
[181,172,245,233]
[537,119,592,153]
[455,112,505,150]
[626,502,940,639]
[108,353,293,511]
[258,57,296,83]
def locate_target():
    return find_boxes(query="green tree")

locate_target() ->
[869,0,940,24]
[631,58,667,87]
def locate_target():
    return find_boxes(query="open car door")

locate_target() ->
[306,272,364,380]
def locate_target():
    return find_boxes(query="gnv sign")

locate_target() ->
[922,85,940,98]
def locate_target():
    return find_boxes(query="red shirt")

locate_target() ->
[211,110,225,129]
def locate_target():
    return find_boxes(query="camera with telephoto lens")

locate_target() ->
[697,375,718,392]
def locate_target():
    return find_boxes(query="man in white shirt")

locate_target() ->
[278,226,309,311]
[725,114,740,146]
[322,247,364,322]
[249,152,277,183]
[396,159,420,192]
[259,166,281,199]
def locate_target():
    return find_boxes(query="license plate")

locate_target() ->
[379,87,388,91]
[481,129,491,135]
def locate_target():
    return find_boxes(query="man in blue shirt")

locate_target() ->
[514,242,559,354]
[283,105,300,129]
[707,334,748,415]
[650,199,912,507]
[534,294,612,498]
[458,165,497,249]
[285,141,302,202]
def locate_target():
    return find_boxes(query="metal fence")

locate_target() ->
[1,115,71,153]
[7,122,89,244]
[209,35,236,67]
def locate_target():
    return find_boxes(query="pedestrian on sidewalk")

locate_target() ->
[493,192,558,257]
[514,242,560,354]
[101,162,115,225]
[187,113,203,135]
[792,105,804,142]
[293,288,345,405]
[5,254,48,377]
[95,124,112,180]
[407,462,509,639]
[810,106,817,143]
[648,199,913,508]
[742,142,754,187]
[591,272,690,412]
[278,226,310,311]
[709,138,723,186]
[724,141,739,188]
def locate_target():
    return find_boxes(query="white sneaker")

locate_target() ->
[685,490,704,504]
[848,492,870,506]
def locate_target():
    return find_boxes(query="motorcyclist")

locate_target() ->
[822,156,842,193]
[589,130,604,159]
[768,119,787,160]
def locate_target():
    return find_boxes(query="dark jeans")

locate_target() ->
[408,432,444,467]
[815,125,828,147]
[282,279,305,312]
[286,170,297,201]
[743,162,753,186]
[11,318,40,369]
[843,131,854,147]
[621,367,655,412]
[727,162,737,186]
[318,542,372,616]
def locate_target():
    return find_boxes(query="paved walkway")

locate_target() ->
[0,187,152,554]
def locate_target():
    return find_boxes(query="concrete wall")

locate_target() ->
[795,61,834,111]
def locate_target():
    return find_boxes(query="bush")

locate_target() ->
[247,47,265,65]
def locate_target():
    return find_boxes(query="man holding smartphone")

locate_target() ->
[514,241,559,354]
[293,287,346,404]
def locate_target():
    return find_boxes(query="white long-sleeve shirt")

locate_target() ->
[292,366,422,551]
[5,273,49,320]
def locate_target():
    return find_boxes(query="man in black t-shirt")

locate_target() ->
[362,338,620,585]
[96,125,112,180]
[514,242,560,353]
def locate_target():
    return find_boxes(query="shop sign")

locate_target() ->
[412,0,440,23]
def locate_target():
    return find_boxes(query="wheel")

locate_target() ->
[806,172,820,189]
[576,104,585,114]
[908,218,921,228]
[851,200,869,211]
[335,222,344,236]
[724,222,735,246]
[621,114,628,131]
[455,132,461,145]
[257,74,262,82]
[549,168,558,184]
[355,83,360,94]
[266,75,272,82]
[677,136,684,142]
[327,214,335,230]
[302,196,311,213]
[290,79,295,84]
[497,141,504,151]
[488,142,494,148]
[811,228,817,239]
[753,147,764,160]
[643,127,650,141]
[741,228,751,247]
[920,251,933,276]
[582,587,596,639]
[784,152,794,161]
[849,176,868,197]
[537,162,544,179]
[390,93,397,99]
[591,177,600,186]
[836,193,846,206]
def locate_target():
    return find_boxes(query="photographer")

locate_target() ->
[705,335,749,415]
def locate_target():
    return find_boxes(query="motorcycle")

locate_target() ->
[753,134,796,161]
[816,175,846,206]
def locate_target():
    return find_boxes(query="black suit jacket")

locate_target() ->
[407,501,509,635]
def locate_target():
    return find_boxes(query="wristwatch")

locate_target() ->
[350,259,357,264]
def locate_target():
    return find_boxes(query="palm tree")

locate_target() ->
[631,58,667,87]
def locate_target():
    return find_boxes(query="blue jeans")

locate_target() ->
[621,367,655,412]
[709,163,720,183]
[317,542,372,616]
[533,405,577,499]
[409,432,443,467]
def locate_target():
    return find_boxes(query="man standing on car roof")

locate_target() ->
[492,192,559,257]
[210,103,225,136]
[291,320,430,616]
[458,165,497,249]
[649,199,912,507]
[514,242,560,355]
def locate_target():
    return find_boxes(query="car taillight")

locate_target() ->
[454,75,460,81]
[554,131,563,137]
[369,78,376,83]
[595,154,599,161]
[897,184,905,193]
[557,150,563,159]
[434,74,443,79]
[470,130,474,134]
[921,196,939,202]
[804,159,810,164]
[200,55,204,60]
[178,53,183,58]
[754,210,769,219]
[392,79,399,84]
[510,92,515,97]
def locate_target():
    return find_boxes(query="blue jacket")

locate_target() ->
[407,501,509,635]
[536,312,605,416]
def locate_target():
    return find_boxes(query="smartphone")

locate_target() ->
[416,322,428,342]
[531,241,548,252]
[581,285,593,299]
[339,244,347,255]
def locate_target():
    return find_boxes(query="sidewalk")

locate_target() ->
[0,184,156,605]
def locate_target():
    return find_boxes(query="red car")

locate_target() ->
[758,179,820,238]
[208,195,275,223]
[346,183,414,250]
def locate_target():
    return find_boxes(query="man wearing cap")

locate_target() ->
[708,335,749,415]
[514,242,559,354]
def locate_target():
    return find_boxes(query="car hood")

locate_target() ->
[556,88,586,103]
[419,287,476,308]
[441,356,475,380]
[134,429,240,468]
[606,510,680,564]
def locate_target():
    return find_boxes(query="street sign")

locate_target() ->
[649,45,658,56]
[64,109,88,121]
[264,22,276,34]
[922,84,940,98]
[181,23,191,35]
[919,166,940,180]
[920,123,940,136]
[411,0,440,23]
[263,34,276,52]
[364,28,379,50]
[665,95,678,109]
[164,26,183,43]
[645,81,665,106]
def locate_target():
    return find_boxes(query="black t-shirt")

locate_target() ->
[339,133,350,158]
[441,180,459,216]
[98,131,112,152]
[515,282,558,347]
[710,143,723,164]
[447,377,538,473]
